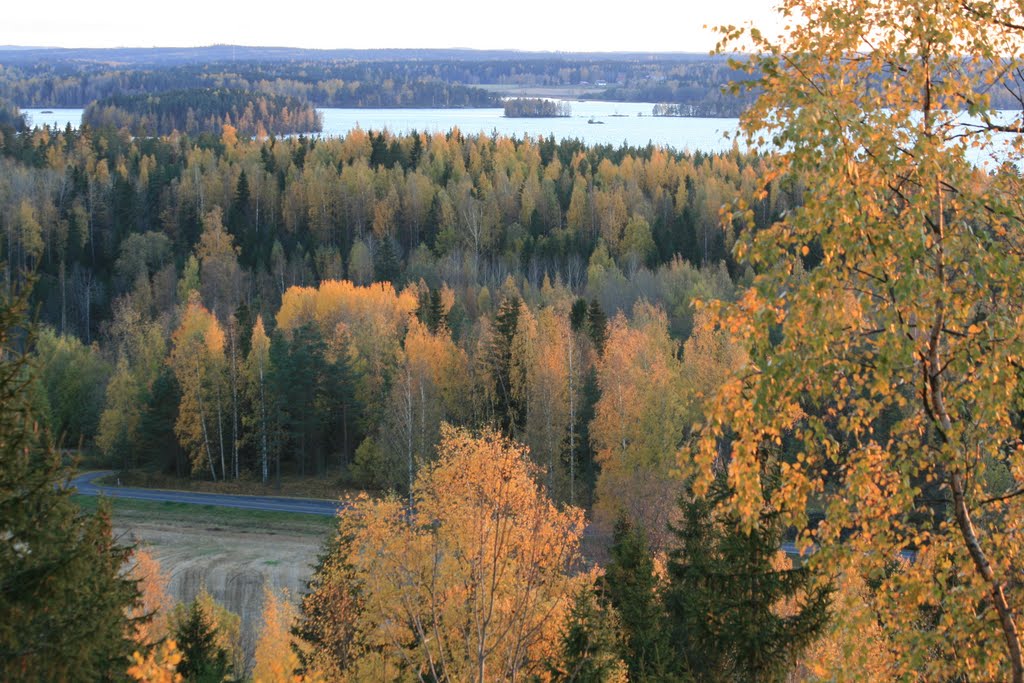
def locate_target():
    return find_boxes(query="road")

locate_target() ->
[70,470,344,516]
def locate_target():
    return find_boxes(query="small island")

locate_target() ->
[652,103,689,117]
[503,97,571,118]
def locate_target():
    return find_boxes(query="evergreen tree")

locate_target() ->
[416,287,448,335]
[136,365,185,475]
[372,237,400,285]
[292,528,364,679]
[320,339,361,473]
[172,597,231,683]
[488,296,522,434]
[269,323,328,476]
[228,170,252,266]
[552,585,628,683]
[586,299,608,356]
[0,285,142,680]
[408,131,423,169]
[569,297,589,334]
[603,516,673,681]
[664,469,832,682]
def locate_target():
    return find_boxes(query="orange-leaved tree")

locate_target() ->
[294,425,593,681]
[592,302,687,550]
[706,0,1024,678]
[169,292,227,480]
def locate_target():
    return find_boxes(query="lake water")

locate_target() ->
[21,102,743,154]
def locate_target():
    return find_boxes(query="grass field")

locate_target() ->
[72,494,337,536]
[102,469,364,500]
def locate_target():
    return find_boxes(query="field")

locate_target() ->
[74,495,331,668]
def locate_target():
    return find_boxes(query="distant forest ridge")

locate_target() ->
[5,47,1021,119]
[0,46,722,65]
[0,48,756,116]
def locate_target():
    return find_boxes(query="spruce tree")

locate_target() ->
[552,585,627,683]
[664,469,832,682]
[586,299,608,356]
[488,296,522,434]
[603,516,673,681]
[292,528,364,679]
[0,285,142,680]
[569,298,588,334]
[373,237,400,285]
[426,287,446,334]
[172,597,231,683]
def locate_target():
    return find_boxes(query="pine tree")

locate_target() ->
[0,285,142,680]
[664,469,832,682]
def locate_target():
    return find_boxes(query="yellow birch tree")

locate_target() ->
[703,0,1024,678]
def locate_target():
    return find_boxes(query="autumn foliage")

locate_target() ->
[295,426,593,681]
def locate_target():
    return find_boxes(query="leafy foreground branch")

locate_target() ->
[704,0,1024,679]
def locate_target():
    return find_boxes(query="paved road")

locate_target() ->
[70,471,344,516]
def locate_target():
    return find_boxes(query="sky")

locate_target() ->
[1,0,780,53]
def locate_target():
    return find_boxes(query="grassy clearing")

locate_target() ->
[72,494,337,536]
[103,470,366,500]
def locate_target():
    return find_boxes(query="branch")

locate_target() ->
[979,487,1024,506]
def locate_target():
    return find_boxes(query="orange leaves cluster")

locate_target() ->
[127,640,183,683]
[252,587,302,683]
[592,303,686,549]
[169,293,226,478]
[306,426,593,680]
[128,548,173,647]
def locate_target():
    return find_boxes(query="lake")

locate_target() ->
[21,101,744,154]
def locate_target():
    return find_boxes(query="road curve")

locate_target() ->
[70,470,344,517]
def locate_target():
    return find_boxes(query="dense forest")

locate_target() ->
[0,97,26,136]
[82,90,322,137]
[0,111,832,681]
[0,119,786,513]
[11,0,1024,677]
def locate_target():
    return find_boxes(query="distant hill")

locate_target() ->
[0,45,720,66]
[0,47,750,114]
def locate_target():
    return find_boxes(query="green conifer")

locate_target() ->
[0,285,142,680]
[664,466,832,682]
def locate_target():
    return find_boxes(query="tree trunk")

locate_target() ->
[926,172,1023,680]
[216,385,226,482]
[568,335,576,506]
[258,356,268,485]
[195,357,216,481]
[229,322,240,480]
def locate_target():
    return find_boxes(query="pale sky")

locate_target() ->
[1,0,780,53]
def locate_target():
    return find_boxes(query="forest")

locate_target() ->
[0,118,777,504]
[81,90,322,137]
[9,0,1024,681]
